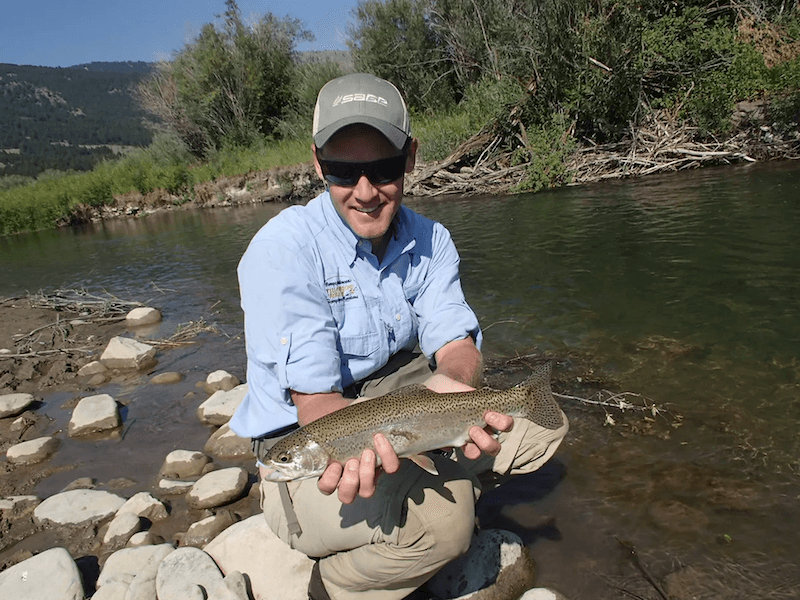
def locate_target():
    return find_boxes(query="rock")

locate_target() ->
[78,360,108,377]
[426,529,537,600]
[161,449,211,479]
[519,590,571,600]
[103,511,142,547]
[158,478,197,494]
[209,571,250,600]
[100,336,156,370]
[0,392,36,418]
[60,477,96,492]
[34,489,126,527]
[0,547,84,600]
[6,436,60,465]
[186,467,249,509]
[197,384,248,426]
[96,544,174,590]
[204,423,252,459]
[68,394,120,437]
[156,546,224,600]
[0,495,41,516]
[128,530,163,547]
[126,307,162,327]
[206,370,240,392]
[182,511,238,547]
[117,491,169,522]
[205,514,314,600]
[91,580,130,600]
[151,371,184,384]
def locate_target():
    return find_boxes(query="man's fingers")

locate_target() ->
[318,462,343,495]
[469,425,502,456]
[484,411,513,432]
[358,449,378,498]
[338,458,361,504]
[373,433,400,474]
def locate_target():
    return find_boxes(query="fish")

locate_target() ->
[259,362,565,481]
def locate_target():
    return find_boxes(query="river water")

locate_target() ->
[2,160,799,598]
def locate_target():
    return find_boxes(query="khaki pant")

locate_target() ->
[257,351,569,600]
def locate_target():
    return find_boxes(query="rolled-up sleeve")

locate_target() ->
[414,223,482,359]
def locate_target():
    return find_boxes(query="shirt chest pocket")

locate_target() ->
[328,293,381,359]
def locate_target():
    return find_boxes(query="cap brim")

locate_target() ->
[313,116,409,150]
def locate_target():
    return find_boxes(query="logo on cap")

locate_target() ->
[332,93,389,108]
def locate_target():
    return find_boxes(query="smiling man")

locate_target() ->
[230,73,568,600]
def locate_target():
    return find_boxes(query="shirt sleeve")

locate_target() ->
[413,223,482,359]
[238,237,343,400]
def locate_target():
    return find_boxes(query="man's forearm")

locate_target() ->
[433,336,483,388]
[291,390,351,426]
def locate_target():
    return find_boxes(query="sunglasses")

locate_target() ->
[317,154,408,187]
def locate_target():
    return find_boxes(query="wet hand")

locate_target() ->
[462,411,513,460]
[317,432,400,504]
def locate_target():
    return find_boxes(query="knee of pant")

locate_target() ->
[408,481,475,568]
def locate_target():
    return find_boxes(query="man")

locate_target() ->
[230,73,568,600]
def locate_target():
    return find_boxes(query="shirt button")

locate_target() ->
[280,337,288,345]
[395,314,402,321]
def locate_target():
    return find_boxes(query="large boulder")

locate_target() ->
[126,306,162,327]
[156,546,224,600]
[204,423,252,459]
[160,449,211,479]
[205,514,314,600]
[0,547,84,600]
[186,467,249,509]
[197,384,248,426]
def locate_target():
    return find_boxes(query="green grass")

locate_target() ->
[0,134,313,235]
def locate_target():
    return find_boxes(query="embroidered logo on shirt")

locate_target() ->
[325,277,359,303]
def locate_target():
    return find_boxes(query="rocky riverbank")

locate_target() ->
[0,295,574,600]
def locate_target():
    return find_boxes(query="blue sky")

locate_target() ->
[1,0,358,68]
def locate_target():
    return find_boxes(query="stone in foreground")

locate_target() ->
[0,392,35,418]
[205,514,314,600]
[117,491,169,521]
[100,336,156,370]
[181,511,238,548]
[126,306,162,326]
[68,394,120,436]
[156,546,224,600]
[103,511,142,547]
[186,467,249,509]
[160,449,211,479]
[0,547,83,600]
[197,384,248,426]
[204,423,252,459]
[206,370,240,392]
[426,529,537,600]
[6,436,60,465]
[34,489,126,527]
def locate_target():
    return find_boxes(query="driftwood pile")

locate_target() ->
[406,106,800,198]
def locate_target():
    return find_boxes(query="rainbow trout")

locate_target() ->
[259,363,565,481]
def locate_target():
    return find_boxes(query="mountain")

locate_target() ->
[68,61,156,74]
[0,63,154,179]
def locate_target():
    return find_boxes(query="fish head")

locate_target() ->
[260,439,330,482]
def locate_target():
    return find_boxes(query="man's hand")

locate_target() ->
[424,373,514,460]
[317,432,400,504]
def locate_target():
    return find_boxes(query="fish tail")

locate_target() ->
[520,362,565,430]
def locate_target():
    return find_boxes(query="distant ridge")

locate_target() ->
[68,61,155,74]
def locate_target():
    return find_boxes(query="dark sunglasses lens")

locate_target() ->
[322,155,406,187]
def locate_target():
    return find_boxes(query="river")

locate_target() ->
[2,160,799,599]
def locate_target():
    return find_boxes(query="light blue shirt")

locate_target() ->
[229,191,482,438]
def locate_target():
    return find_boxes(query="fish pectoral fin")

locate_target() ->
[406,454,439,475]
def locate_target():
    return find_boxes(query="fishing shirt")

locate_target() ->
[229,191,482,438]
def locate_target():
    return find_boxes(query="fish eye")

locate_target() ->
[278,452,291,463]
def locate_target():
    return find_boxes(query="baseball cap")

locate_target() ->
[312,73,411,151]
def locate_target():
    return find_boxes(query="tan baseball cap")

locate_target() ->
[312,73,411,150]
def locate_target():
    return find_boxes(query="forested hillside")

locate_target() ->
[0,63,154,179]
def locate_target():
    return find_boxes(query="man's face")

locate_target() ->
[313,125,417,250]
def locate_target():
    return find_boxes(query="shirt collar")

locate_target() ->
[321,192,416,264]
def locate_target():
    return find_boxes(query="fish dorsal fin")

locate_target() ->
[517,362,565,430]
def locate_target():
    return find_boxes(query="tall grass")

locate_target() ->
[0,133,311,235]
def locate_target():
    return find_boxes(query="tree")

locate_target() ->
[137,0,312,156]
